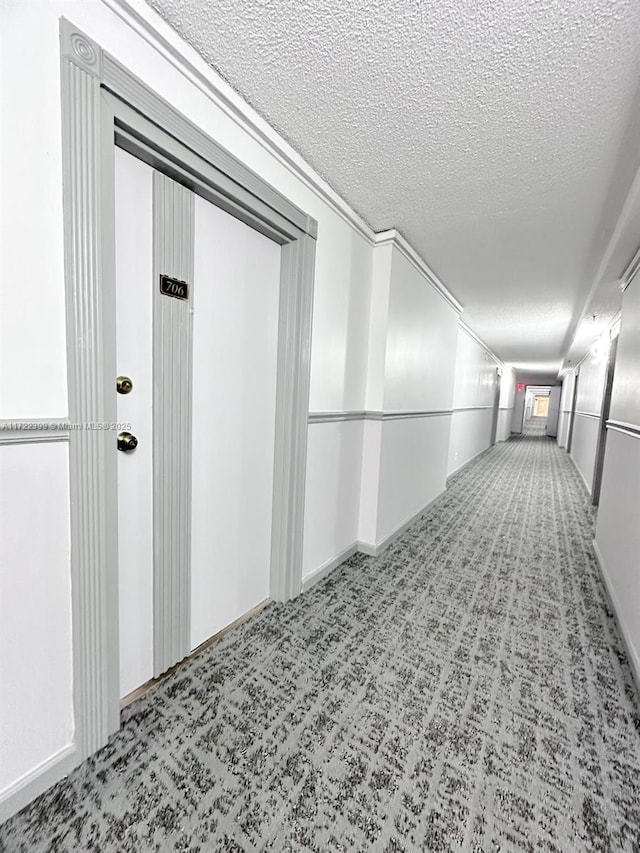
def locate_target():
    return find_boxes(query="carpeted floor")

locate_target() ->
[1,432,639,852]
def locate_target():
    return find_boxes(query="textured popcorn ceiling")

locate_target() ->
[147,0,640,366]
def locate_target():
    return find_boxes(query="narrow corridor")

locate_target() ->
[1,433,639,852]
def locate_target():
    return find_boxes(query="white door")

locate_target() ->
[114,147,154,700]
[547,386,561,437]
[114,147,281,700]
[190,195,280,651]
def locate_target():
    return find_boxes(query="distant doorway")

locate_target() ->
[533,395,550,418]
[522,385,551,433]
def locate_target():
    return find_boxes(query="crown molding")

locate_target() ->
[101,1,478,324]
[102,1,478,326]
[101,0,375,244]
[374,229,463,313]
[458,320,504,367]
[620,243,640,292]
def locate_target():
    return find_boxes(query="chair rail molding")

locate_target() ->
[308,409,454,424]
[606,420,640,439]
[0,419,71,444]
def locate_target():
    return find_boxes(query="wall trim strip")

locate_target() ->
[606,420,640,439]
[308,411,367,423]
[307,410,454,423]
[378,410,453,421]
[574,411,601,420]
[452,406,494,413]
[0,419,71,444]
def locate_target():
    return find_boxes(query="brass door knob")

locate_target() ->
[117,431,138,452]
[116,376,133,394]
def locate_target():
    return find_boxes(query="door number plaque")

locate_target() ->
[160,274,189,301]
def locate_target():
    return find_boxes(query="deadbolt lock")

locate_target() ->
[116,376,133,395]
[117,431,138,452]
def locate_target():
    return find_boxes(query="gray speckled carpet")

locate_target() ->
[1,432,639,852]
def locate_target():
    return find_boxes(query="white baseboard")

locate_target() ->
[0,742,78,824]
[301,543,359,592]
[446,444,492,480]
[359,492,444,557]
[567,451,592,495]
[592,539,640,692]
[356,540,377,557]
[301,494,444,593]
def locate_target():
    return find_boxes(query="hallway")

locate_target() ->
[1,434,638,852]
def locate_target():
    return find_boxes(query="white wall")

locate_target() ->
[570,350,607,494]
[0,9,67,420]
[1,6,76,803]
[0,443,73,791]
[302,420,364,579]
[377,416,452,543]
[301,229,373,580]
[570,415,600,493]
[382,250,458,412]
[358,242,459,548]
[595,279,640,687]
[447,326,500,476]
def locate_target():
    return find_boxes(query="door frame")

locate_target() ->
[489,368,501,445]
[591,336,619,506]
[545,385,561,437]
[566,370,580,453]
[60,18,317,766]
